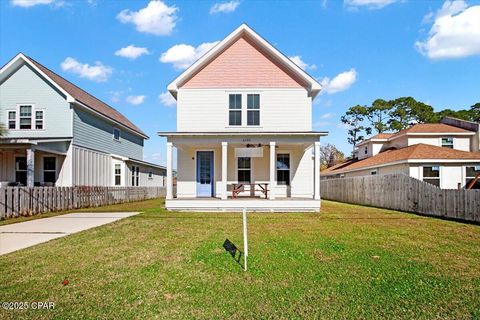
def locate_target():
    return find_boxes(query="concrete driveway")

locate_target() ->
[0,212,138,255]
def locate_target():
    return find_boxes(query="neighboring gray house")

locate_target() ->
[0,53,165,187]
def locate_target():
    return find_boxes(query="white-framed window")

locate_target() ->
[114,163,122,186]
[35,110,44,130]
[364,146,368,155]
[370,169,377,175]
[8,111,16,129]
[441,137,454,148]
[423,166,440,187]
[19,105,32,129]
[465,166,480,189]
[276,153,290,186]
[247,94,260,126]
[43,156,56,184]
[148,171,153,179]
[237,157,251,183]
[131,165,140,186]
[113,127,121,141]
[15,156,27,185]
[229,94,242,126]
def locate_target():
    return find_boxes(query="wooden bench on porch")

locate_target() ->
[231,182,269,199]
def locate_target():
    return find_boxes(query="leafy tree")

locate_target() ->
[341,105,371,150]
[365,99,392,133]
[469,103,480,122]
[388,97,436,131]
[320,143,345,170]
[434,108,473,122]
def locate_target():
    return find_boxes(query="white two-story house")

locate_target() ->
[159,24,327,211]
[322,120,480,189]
[0,54,166,187]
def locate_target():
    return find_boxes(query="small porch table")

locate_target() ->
[231,183,269,199]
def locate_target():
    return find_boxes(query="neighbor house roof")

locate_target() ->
[0,53,148,139]
[167,23,322,99]
[389,123,473,139]
[322,143,480,175]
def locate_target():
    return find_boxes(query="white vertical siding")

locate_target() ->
[72,145,112,186]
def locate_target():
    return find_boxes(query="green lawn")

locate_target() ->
[1,199,479,319]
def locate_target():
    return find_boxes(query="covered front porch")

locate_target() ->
[160,132,326,212]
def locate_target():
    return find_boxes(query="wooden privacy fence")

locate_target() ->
[0,186,166,219]
[321,174,480,223]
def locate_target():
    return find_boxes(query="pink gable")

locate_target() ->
[180,35,306,89]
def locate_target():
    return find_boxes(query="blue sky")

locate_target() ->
[1,0,479,165]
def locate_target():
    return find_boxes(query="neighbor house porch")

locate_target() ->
[159,132,327,212]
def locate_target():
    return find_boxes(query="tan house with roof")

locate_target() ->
[322,121,480,189]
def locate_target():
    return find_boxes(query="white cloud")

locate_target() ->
[11,0,54,7]
[415,1,480,59]
[60,57,113,82]
[321,112,335,119]
[210,1,240,14]
[159,91,176,107]
[288,55,317,71]
[126,95,146,105]
[344,0,400,10]
[117,0,178,36]
[109,91,122,103]
[314,121,332,129]
[320,68,357,94]
[160,41,220,70]
[115,45,150,59]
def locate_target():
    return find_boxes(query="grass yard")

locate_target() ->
[1,199,479,319]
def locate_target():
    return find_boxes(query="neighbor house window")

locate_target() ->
[148,171,153,179]
[35,111,44,129]
[441,138,454,148]
[237,157,251,183]
[113,128,121,141]
[370,169,377,175]
[229,94,242,126]
[423,166,440,187]
[364,146,368,155]
[43,157,56,184]
[8,111,16,129]
[114,164,122,186]
[247,94,260,126]
[131,165,140,186]
[465,166,480,189]
[19,105,32,129]
[276,154,290,186]
[15,157,27,185]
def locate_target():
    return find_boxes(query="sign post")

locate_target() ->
[242,208,248,271]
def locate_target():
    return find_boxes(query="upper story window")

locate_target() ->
[8,111,16,129]
[19,105,32,129]
[423,166,440,187]
[35,111,44,130]
[229,94,242,126]
[441,137,453,148]
[364,146,368,155]
[247,94,260,126]
[113,127,121,141]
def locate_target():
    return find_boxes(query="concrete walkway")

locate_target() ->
[0,212,138,255]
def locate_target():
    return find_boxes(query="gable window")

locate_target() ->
[247,94,260,126]
[43,157,56,184]
[370,169,377,175]
[466,166,480,189]
[237,157,251,183]
[229,94,242,126]
[113,128,121,141]
[276,153,290,186]
[8,111,16,129]
[114,164,122,186]
[131,165,140,186]
[35,111,44,130]
[441,137,453,148]
[15,157,27,186]
[423,166,440,187]
[19,105,32,129]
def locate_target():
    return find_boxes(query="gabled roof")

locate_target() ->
[389,123,473,139]
[167,24,322,98]
[0,53,148,139]
[322,143,480,175]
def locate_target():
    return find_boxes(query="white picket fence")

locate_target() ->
[321,174,480,223]
[0,186,166,219]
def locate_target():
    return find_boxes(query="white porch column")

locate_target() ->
[269,141,276,200]
[314,141,320,200]
[166,142,173,200]
[221,142,228,200]
[26,147,35,187]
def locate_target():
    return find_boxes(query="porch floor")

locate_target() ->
[165,197,321,212]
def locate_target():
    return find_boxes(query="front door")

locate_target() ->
[196,151,214,197]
